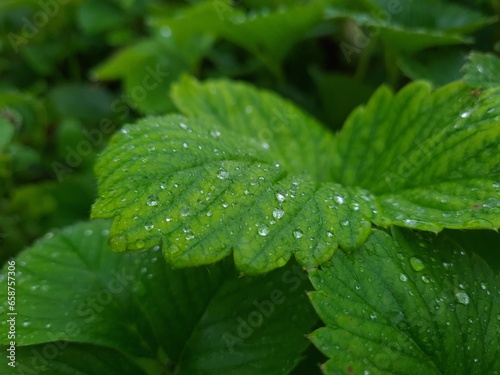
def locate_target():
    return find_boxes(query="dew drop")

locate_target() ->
[410,257,425,272]
[179,122,189,130]
[341,220,349,226]
[460,111,471,118]
[147,195,159,207]
[22,321,30,327]
[399,273,408,282]
[217,168,230,180]
[333,195,345,204]
[273,207,284,219]
[145,221,154,231]
[180,206,190,217]
[276,190,286,202]
[258,224,269,237]
[293,229,303,239]
[136,239,145,249]
[455,291,470,305]
[421,275,430,283]
[206,210,213,217]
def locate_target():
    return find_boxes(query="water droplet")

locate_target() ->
[341,220,349,226]
[245,105,254,113]
[180,206,190,217]
[421,275,430,283]
[217,168,229,180]
[210,130,221,138]
[273,207,284,219]
[455,291,470,305]
[276,190,286,202]
[83,229,93,236]
[206,210,213,217]
[370,312,377,320]
[182,142,189,149]
[45,323,52,329]
[327,231,334,238]
[136,239,145,249]
[410,257,425,272]
[160,26,171,38]
[145,221,154,231]
[22,321,30,327]
[333,195,344,204]
[293,229,303,239]
[258,224,269,237]
[460,111,471,118]
[147,195,159,207]
[179,122,189,130]
[396,253,404,260]
[165,217,173,222]
[399,273,408,282]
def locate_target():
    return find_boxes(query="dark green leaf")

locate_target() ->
[0,220,317,374]
[309,228,500,374]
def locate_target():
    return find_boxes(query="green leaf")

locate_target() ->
[310,68,374,127]
[92,36,212,114]
[309,228,500,374]
[0,343,146,375]
[0,117,14,151]
[326,0,495,54]
[333,81,500,231]
[92,77,382,273]
[151,1,323,75]
[0,220,317,374]
[398,47,468,87]
[463,52,500,89]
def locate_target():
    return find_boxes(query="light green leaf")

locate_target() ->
[333,81,500,231]
[92,78,382,272]
[463,52,500,89]
[0,343,147,375]
[309,228,500,374]
[0,220,317,374]
[151,1,323,75]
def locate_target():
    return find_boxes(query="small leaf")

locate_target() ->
[463,52,500,89]
[0,220,317,374]
[309,228,500,374]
